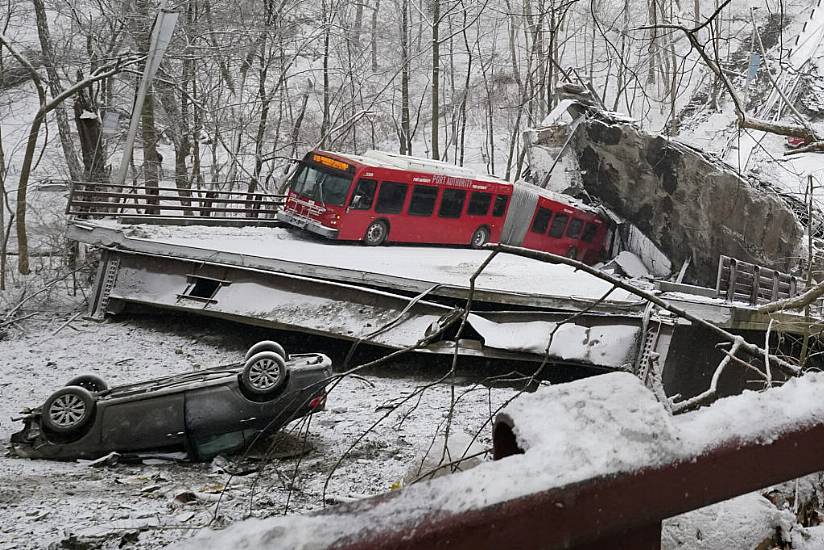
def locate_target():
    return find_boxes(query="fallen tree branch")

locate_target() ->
[758,279,824,313]
[671,338,743,412]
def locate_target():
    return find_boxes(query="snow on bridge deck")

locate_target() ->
[69,220,642,309]
[69,220,650,367]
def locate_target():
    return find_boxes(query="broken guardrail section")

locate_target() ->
[175,372,824,549]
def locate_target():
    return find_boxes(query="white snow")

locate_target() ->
[177,371,824,549]
[0,311,521,549]
[611,250,652,278]
[468,314,640,366]
[662,492,796,549]
[84,221,640,303]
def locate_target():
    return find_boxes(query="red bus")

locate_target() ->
[277,150,609,264]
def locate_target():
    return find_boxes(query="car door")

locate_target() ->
[100,394,186,452]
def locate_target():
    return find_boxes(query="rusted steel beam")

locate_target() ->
[325,422,824,550]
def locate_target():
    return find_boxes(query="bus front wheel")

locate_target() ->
[364,220,388,246]
[470,226,490,249]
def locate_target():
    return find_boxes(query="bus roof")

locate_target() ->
[310,149,602,218]
[314,149,509,186]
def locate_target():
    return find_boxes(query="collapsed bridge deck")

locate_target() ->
[69,220,823,400]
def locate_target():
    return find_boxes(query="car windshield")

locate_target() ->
[290,163,353,206]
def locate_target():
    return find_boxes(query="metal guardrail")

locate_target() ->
[66,181,286,222]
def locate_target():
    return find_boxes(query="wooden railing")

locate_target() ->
[716,255,799,305]
[66,181,286,222]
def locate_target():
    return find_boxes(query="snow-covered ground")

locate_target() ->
[0,308,523,549]
[176,371,824,550]
[5,307,823,550]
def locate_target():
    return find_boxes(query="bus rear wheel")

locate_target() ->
[470,226,490,249]
[364,220,388,246]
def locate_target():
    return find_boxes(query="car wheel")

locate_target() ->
[241,351,288,396]
[363,220,388,246]
[66,374,108,393]
[244,340,288,362]
[470,226,490,249]
[42,386,96,434]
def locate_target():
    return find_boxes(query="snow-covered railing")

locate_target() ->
[176,372,824,550]
[66,180,286,223]
[716,255,800,306]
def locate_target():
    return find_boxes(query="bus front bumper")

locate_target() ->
[277,210,339,239]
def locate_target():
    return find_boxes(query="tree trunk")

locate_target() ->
[431,0,440,159]
[400,0,411,154]
[320,0,331,146]
[141,87,161,213]
[458,8,472,166]
[128,0,161,212]
[72,87,106,182]
[15,111,45,274]
[0,123,6,289]
[291,81,311,158]
[353,0,364,46]
[371,0,380,71]
[647,0,658,84]
[31,0,82,182]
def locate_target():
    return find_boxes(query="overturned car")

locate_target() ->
[10,341,332,461]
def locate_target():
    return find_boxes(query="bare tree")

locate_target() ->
[0,32,140,273]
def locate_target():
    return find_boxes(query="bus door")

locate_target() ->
[432,187,469,244]
[340,177,378,240]
[405,184,441,242]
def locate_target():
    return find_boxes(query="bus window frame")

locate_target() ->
[375,181,409,215]
[548,213,569,239]
[438,188,467,219]
[581,222,598,243]
[407,185,440,217]
[467,191,493,216]
[492,195,508,217]
[531,207,552,234]
[349,178,378,210]
[566,218,584,239]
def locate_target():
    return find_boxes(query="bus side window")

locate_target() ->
[349,179,377,210]
[530,208,552,233]
[581,223,598,243]
[492,195,508,217]
[567,218,584,239]
[408,185,439,216]
[439,189,466,218]
[467,192,492,216]
[375,182,409,214]
[548,214,569,238]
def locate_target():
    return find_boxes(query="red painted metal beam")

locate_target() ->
[326,422,824,550]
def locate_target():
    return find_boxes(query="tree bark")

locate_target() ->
[31,0,82,182]
[0,123,6,289]
[133,0,160,213]
[371,0,380,71]
[431,0,440,159]
[72,85,106,182]
[320,0,331,147]
[400,0,411,154]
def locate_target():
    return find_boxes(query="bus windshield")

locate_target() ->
[290,163,352,206]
